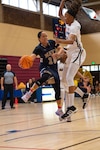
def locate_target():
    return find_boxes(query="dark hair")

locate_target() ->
[37,31,43,38]
[67,9,77,18]
[66,0,82,18]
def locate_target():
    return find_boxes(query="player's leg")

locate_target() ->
[66,50,90,109]
[2,85,8,109]
[64,91,72,122]
[60,62,79,120]
[75,87,90,109]
[60,65,90,120]
[9,84,15,109]
[52,72,64,117]
[60,87,78,121]
[21,73,52,102]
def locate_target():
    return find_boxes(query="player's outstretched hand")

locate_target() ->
[59,51,67,64]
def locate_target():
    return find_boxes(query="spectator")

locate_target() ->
[26,78,33,92]
[78,77,91,94]
[94,80,99,95]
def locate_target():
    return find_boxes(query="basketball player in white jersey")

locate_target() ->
[55,0,90,121]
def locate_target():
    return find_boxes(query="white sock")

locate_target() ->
[75,87,84,97]
[61,88,65,101]
[29,90,32,95]
[64,92,70,111]
[68,93,74,106]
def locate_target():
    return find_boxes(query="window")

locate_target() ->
[1,0,60,17]
[91,65,98,71]
[10,0,18,7]
[2,0,9,5]
[43,2,48,15]
[48,4,57,17]
[43,2,58,17]
[19,0,28,10]
[82,66,90,71]
[82,65,100,72]
[28,0,39,12]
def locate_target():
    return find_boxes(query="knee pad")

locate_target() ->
[36,73,52,86]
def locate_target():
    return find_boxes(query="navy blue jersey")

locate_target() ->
[33,40,59,71]
[32,40,61,100]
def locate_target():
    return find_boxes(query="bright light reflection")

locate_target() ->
[42,102,57,119]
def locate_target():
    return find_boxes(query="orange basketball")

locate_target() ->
[18,55,33,69]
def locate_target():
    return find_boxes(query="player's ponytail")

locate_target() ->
[65,0,82,18]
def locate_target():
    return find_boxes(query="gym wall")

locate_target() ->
[0,3,100,84]
[0,23,100,65]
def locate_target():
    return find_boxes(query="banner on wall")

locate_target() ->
[52,18,66,39]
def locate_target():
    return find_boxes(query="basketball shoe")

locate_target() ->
[66,116,71,122]
[59,106,78,121]
[55,109,64,116]
[21,91,32,103]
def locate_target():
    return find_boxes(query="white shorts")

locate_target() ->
[61,48,86,87]
[66,48,86,66]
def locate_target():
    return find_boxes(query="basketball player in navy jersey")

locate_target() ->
[21,31,65,116]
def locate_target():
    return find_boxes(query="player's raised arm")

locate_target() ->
[58,0,66,23]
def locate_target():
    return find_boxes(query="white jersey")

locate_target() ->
[64,19,86,66]
[65,19,83,51]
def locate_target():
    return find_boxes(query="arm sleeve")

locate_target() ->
[33,46,40,56]
[12,71,16,76]
[49,40,60,48]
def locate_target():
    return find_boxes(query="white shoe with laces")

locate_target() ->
[59,106,78,121]
[21,91,32,103]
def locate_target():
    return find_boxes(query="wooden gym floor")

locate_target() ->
[0,95,100,150]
